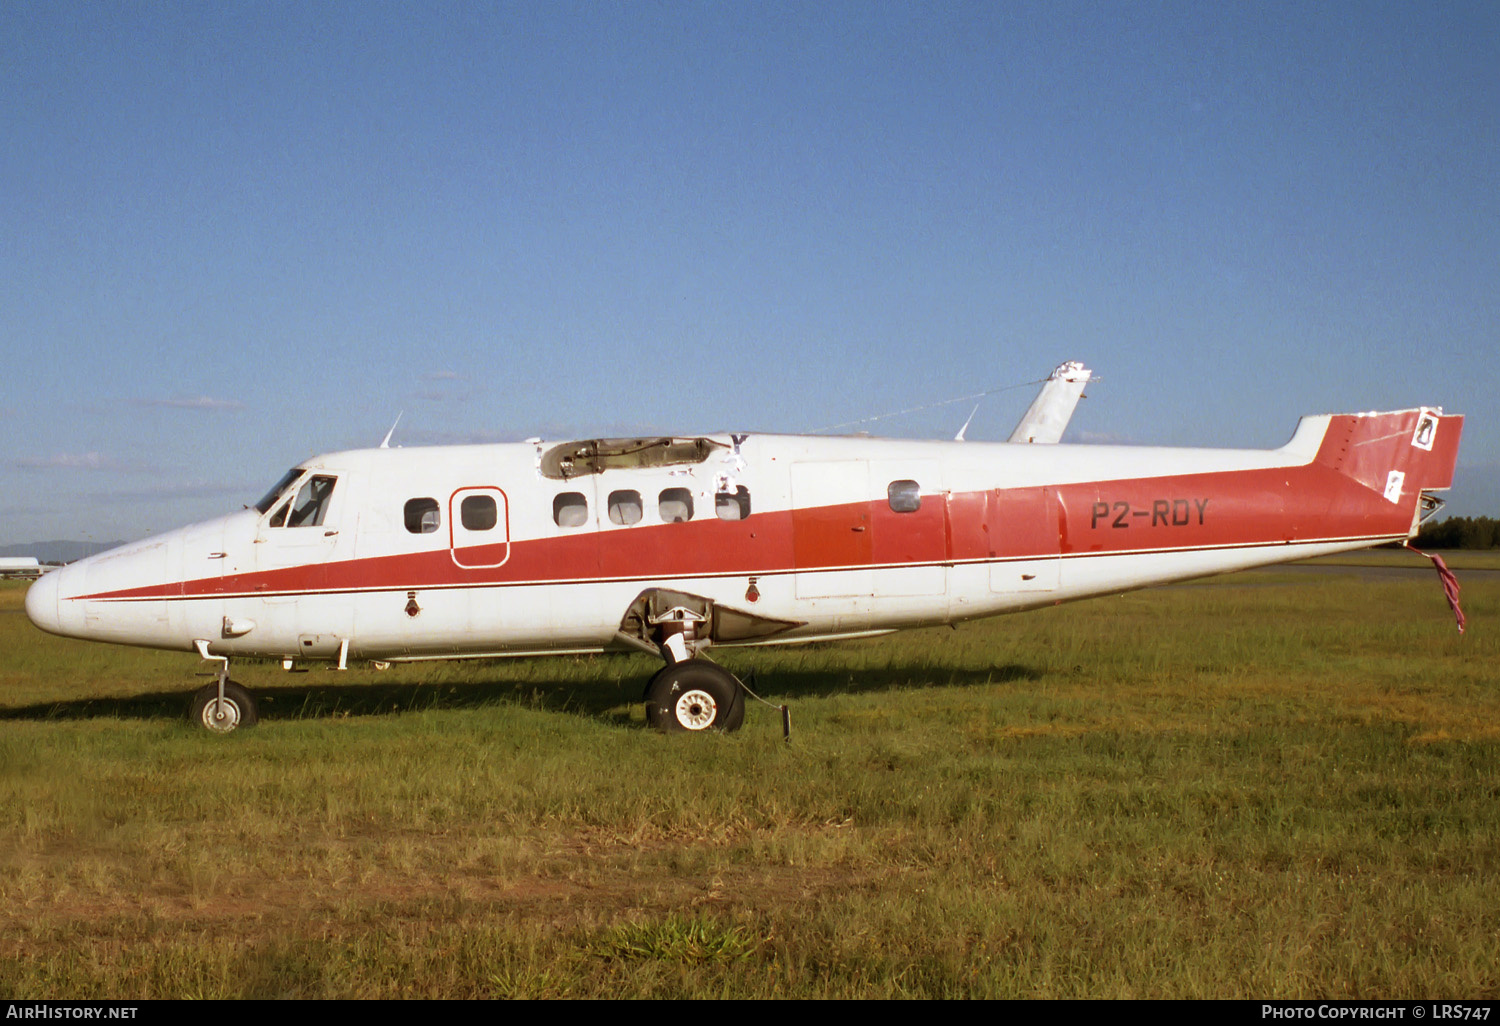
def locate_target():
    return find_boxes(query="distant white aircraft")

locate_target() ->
[25,366,1462,736]
[1,557,49,580]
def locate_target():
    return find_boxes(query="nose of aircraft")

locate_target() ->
[24,566,63,636]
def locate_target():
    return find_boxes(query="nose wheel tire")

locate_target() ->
[644,661,745,733]
[189,681,259,734]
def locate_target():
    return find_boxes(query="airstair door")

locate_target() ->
[449,487,511,570]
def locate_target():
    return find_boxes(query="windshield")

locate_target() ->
[254,468,304,513]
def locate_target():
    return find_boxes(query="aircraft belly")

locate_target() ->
[341,582,630,658]
[1053,540,1385,602]
[863,590,951,631]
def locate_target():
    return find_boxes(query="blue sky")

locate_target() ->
[3,1,1496,544]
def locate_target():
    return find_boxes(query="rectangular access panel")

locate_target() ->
[791,462,873,598]
[988,486,1061,593]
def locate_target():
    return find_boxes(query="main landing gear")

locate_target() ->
[638,602,748,734]
[644,660,746,733]
[618,588,801,735]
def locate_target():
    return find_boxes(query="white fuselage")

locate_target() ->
[24,408,1463,665]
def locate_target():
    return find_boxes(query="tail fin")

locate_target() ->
[1313,407,1464,537]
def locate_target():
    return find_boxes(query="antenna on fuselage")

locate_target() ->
[954,403,981,442]
[379,411,404,449]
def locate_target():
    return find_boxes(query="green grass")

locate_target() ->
[1,564,1497,998]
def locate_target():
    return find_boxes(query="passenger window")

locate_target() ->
[404,498,440,534]
[608,490,643,526]
[284,476,337,527]
[554,492,589,528]
[461,494,498,531]
[888,480,921,513]
[658,488,693,523]
[715,486,751,521]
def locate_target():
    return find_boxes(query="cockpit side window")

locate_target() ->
[255,468,304,513]
[280,475,338,527]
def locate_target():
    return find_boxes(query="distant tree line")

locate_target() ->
[1413,516,1500,549]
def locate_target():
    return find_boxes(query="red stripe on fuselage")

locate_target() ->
[76,453,1423,604]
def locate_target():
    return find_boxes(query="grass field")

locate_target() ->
[2,550,1497,998]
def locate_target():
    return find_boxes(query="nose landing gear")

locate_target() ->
[189,640,259,734]
[189,679,259,733]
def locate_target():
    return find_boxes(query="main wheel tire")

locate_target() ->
[189,681,259,734]
[644,661,745,733]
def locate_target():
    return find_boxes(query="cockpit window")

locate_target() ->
[255,468,304,513]
[278,475,337,527]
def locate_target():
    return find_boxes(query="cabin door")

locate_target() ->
[448,487,511,569]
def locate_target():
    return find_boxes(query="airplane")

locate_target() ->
[1,556,50,580]
[23,365,1463,736]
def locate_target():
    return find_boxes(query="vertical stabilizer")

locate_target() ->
[1311,407,1465,539]
[1008,361,1092,444]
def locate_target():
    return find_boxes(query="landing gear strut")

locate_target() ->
[189,641,259,734]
